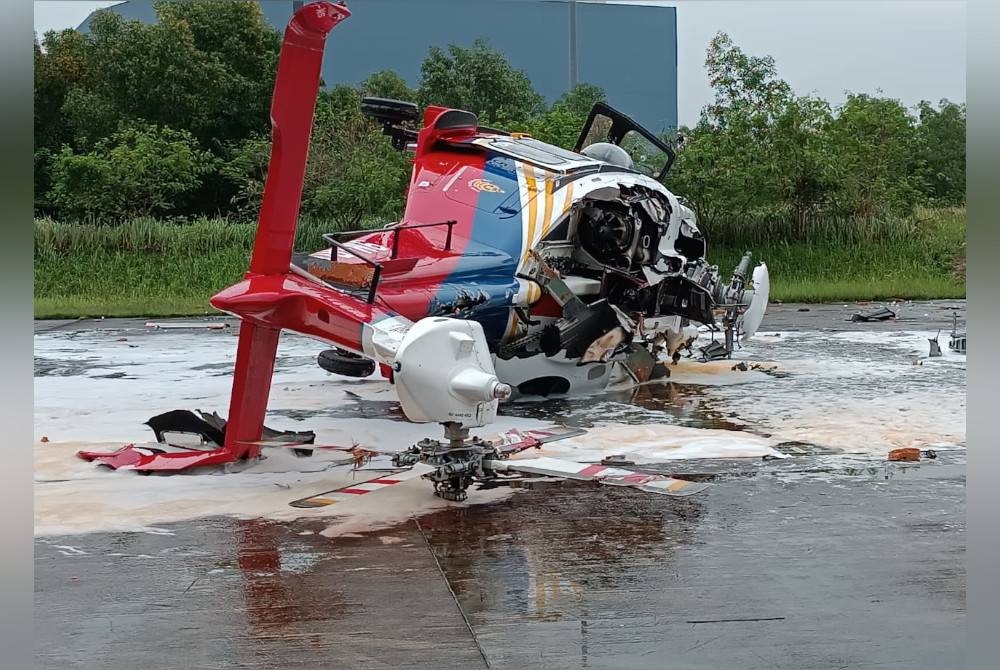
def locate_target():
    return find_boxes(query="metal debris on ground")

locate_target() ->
[698,340,730,361]
[850,305,897,322]
[349,446,379,469]
[601,454,635,466]
[948,312,966,354]
[139,409,316,453]
[928,334,943,357]
[144,322,230,330]
[731,361,779,373]
[888,447,921,462]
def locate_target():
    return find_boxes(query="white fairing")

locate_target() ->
[361,315,414,364]
[492,351,631,398]
[740,263,770,341]
[393,317,509,427]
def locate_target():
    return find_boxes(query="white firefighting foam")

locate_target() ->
[34,324,965,536]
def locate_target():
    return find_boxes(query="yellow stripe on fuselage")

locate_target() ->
[557,180,574,226]
[541,177,554,241]
[524,167,539,261]
[517,167,578,270]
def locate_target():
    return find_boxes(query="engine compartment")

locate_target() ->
[498,183,734,373]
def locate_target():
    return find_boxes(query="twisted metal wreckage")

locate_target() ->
[80,1,771,504]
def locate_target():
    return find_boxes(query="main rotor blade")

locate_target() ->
[289,463,435,508]
[487,457,708,497]
[486,426,588,456]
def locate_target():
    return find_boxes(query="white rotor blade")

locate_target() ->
[289,463,435,508]
[488,457,708,497]
[740,263,769,341]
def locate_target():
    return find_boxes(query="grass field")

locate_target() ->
[34,208,965,319]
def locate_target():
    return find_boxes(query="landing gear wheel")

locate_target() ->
[317,348,376,378]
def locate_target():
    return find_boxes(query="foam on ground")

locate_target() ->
[34,324,966,536]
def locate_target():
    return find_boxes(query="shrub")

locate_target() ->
[49,122,215,219]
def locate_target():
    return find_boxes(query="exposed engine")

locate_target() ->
[497,183,768,392]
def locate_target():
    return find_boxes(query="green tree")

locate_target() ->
[552,83,605,117]
[826,93,920,217]
[34,29,92,152]
[671,32,796,223]
[34,1,281,215]
[770,95,838,233]
[703,32,791,128]
[361,70,417,102]
[670,32,940,234]
[913,99,966,205]
[217,134,272,218]
[82,1,280,146]
[526,84,607,149]
[417,39,546,126]
[223,88,413,227]
[302,114,412,227]
[50,123,215,219]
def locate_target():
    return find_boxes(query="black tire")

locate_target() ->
[317,348,376,378]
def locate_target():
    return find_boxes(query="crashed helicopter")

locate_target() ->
[79,1,769,504]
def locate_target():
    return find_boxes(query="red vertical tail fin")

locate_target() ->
[224,1,351,460]
[249,1,351,274]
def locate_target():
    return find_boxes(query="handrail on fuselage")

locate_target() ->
[320,219,458,303]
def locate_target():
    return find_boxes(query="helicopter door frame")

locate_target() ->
[573,101,677,182]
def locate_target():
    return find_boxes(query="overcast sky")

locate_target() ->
[34,0,966,126]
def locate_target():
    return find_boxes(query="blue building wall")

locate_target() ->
[79,0,678,133]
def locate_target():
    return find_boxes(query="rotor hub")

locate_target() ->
[391,422,497,501]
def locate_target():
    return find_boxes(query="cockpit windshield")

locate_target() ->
[574,102,676,182]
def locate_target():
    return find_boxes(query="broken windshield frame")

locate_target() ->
[573,102,677,182]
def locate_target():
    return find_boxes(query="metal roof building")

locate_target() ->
[79,0,679,133]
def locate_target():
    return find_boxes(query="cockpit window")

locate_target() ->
[485,138,594,168]
[620,130,671,178]
[517,138,589,162]
[488,139,567,165]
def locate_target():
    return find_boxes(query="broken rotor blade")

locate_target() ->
[487,456,708,497]
[485,426,588,456]
[288,463,436,508]
[240,440,360,451]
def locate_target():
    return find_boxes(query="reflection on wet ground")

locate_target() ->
[502,381,746,432]
[35,450,965,669]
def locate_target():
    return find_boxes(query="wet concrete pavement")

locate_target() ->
[34,302,966,668]
[35,454,965,669]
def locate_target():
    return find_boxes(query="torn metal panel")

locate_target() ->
[428,288,490,317]
[850,305,897,322]
[581,326,627,364]
[144,409,316,449]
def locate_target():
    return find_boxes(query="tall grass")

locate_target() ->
[33,215,358,255]
[702,205,966,247]
[33,208,966,318]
